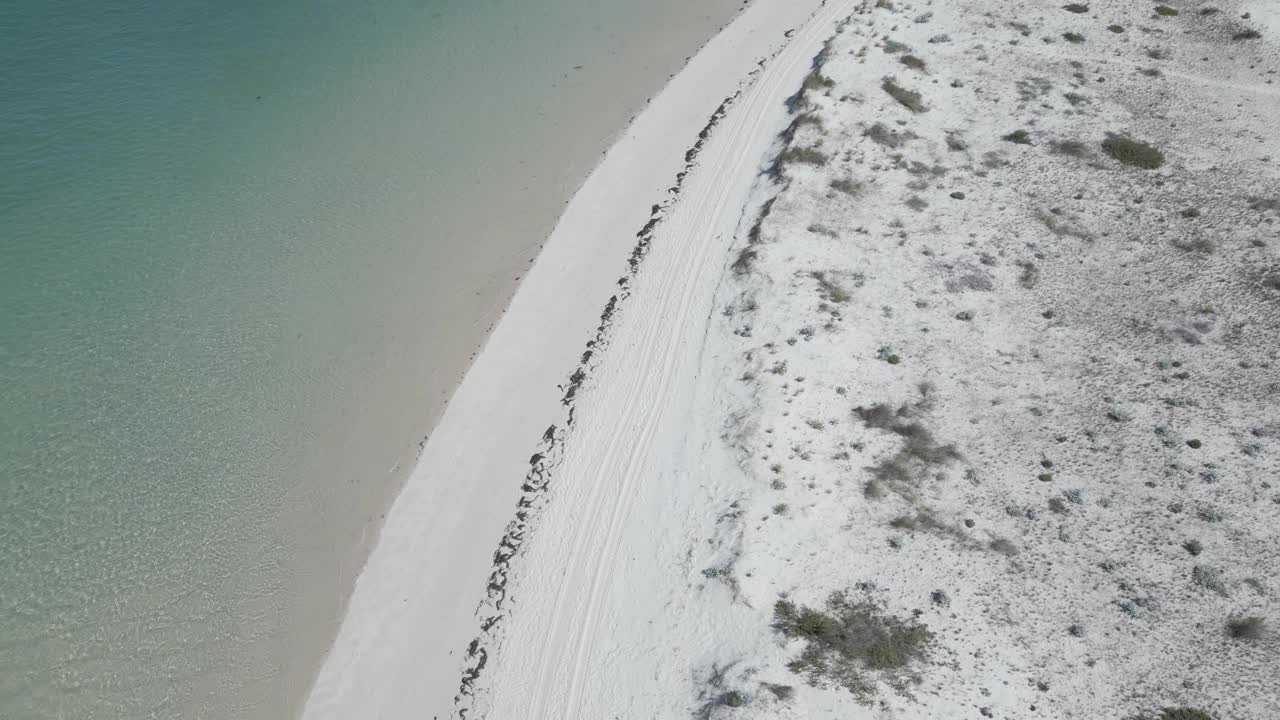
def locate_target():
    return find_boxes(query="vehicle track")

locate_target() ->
[508,3,858,717]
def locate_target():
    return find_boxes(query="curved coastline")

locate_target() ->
[299,1,833,717]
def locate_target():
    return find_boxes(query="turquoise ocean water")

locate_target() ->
[0,1,737,717]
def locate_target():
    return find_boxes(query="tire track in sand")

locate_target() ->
[505,3,858,718]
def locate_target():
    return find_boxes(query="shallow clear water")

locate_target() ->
[0,0,737,717]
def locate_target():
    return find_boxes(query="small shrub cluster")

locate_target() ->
[774,592,933,702]
[1002,129,1033,145]
[882,78,927,112]
[778,146,828,168]
[1227,615,1267,640]
[1102,135,1165,169]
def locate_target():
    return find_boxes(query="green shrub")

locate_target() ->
[1109,24,1125,32]
[830,178,864,196]
[1227,615,1267,640]
[1063,32,1086,43]
[1051,140,1091,157]
[900,54,927,71]
[774,593,933,702]
[1101,135,1165,169]
[882,78,927,112]
[1192,565,1228,597]
[1154,5,1179,16]
[778,146,828,167]
[1142,709,1215,720]
[1232,29,1262,40]
[1002,129,1033,144]
[1063,3,1089,12]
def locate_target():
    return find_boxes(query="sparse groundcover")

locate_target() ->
[1051,140,1092,157]
[1134,708,1216,720]
[1227,615,1267,640]
[882,78,927,112]
[900,54,927,71]
[778,146,828,168]
[830,178,864,196]
[1102,134,1165,169]
[883,38,911,54]
[1002,129,1033,145]
[774,592,933,703]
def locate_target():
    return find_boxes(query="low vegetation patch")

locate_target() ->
[1135,709,1216,720]
[900,54,927,71]
[1102,135,1165,169]
[1051,140,1092,158]
[1063,32,1086,43]
[778,146,829,168]
[1154,5,1179,16]
[774,592,933,702]
[1227,615,1267,640]
[882,78,927,113]
[1063,2,1089,12]
[1002,129,1033,145]
[830,177,864,196]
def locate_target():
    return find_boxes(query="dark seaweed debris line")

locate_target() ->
[449,58,777,720]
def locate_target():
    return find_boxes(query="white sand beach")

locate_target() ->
[306,0,1280,718]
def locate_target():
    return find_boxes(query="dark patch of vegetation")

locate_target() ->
[731,248,758,275]
[830,178,864,196]
[1154,5,1179,17]
[1102,135,1165,169]
[774,592,933,702]
[1063,32,1086,43]
[1140,67,1162,77]
[1109,24,1125,33]
[1051,140,1092,157]
[1180,207,1201,218]
[764,683,794,701]
[721,690,749,707]
[812,271,851,303]
[883,38,911,54]
[1183,539,1203,555]
[989,538,1019,556]
[778,146,829,168]
[1018,261,1039,289]
[1063,3,1089,12]
[865,122,916,148]
[1002,129,1033,145]
[1171,236,1215,253]
[1192,565,1228,597]
[1227,616,1267,640]
[900,54,927,71]
[1232,29,1262,41]
[1064,92,1089,106]
[882,78,927,113]
[1136,708,1215,720]
[1186,438,1202,448]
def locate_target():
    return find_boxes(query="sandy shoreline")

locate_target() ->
[300,1,836,717]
